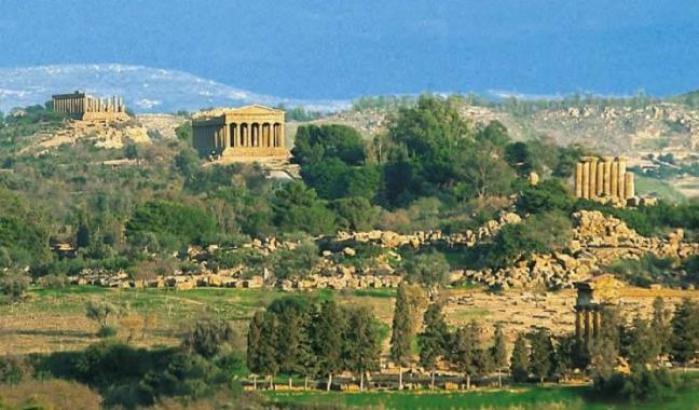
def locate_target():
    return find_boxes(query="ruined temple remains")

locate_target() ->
[574,156,635,204]
[574,274,621,345]
[192,105,288,159]
[52,91,128,121]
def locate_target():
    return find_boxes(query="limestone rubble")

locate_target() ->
[61,210,698,291]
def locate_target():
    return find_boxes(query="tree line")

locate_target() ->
[245,286,699,403]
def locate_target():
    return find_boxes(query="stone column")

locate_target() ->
[584,309,592,343]
[575,162,583,198]
[603,157,613,197]
[589,158,598,199]
[617,157,626,200]
[222,124,229,149]
[280,124,285,148]
[625,172,635,199]
[582,160,590,199]
[596,161,605,197]
[593,309,601,338]
[575,310,583,340]
[610,161,619,200]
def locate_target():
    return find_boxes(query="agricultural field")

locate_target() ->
[3,285,699,357]
[265,382,699,410]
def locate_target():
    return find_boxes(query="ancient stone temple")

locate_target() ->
[52,91,129,121]
[574,275,622,345]
[574,156,635,204]
[192,105,288,159]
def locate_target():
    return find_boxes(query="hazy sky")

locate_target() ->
[1,1,698,99]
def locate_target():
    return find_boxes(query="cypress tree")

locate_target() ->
[390,281,424,389]
[651,297,672,356]
[670,298,699,370]
[490,322,508,387]
[246,311,264,389]
[529,327,555,383]
[276,307,304,387]
[627,315,660,371]
[258,311,279,389]
[313,300,345,391]
[418,302,449,388]
[589,307,622,382]
[345,306,382,390]
[510,332,529,383]
[450,321,480,389]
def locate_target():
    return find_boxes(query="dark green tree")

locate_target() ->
[651,297,672,357]
[510,333,530,383]
[627,315,660,370]
[529,327,555,383]
[344,306,382,390]
[450,322,481,389]
[183,317,235,359]
[292,124,367,166]
[516,179,573,214]
[246,311,264,388]
[418,302,449,388]
[491,322,508,386]
[670,298,699,370]
[258,311,279,389]
[332,197,379,231]
[505,141,536,177]
[390,281,424,389]
[271,182,336,235]
[402,250,451,289]
[312,300,346,391]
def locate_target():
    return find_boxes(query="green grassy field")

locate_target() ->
[0,286,398,355]
[264,384,699,410]
[634,175,687,203]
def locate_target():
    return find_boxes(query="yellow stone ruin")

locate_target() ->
[52,91,129,121]
[574,274,623,345]
[192,105,289,160]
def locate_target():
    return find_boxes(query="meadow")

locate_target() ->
[265,383,699,410]
[0,286,398,355]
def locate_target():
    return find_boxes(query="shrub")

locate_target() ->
[593,369,682,403]
[0,356,28,384]
[182,318,236,359]
[0,272,30,304]
[97,325,118,338]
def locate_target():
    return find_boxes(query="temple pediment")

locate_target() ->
[230,104,284,114]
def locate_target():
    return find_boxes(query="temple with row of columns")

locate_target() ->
[192,105,289,159]
[52,91,129,121]
[575,156,635,205]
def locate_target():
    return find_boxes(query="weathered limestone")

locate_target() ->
[603,157,612,196]
[581,161,590,199]
[617,157,626,200]
[192,105,289,160]
[575,163,583,197]
[575,156,633,205]
[589,158,598,199]
[610,161,618,200]
[596,161,605,197]
[574,275,622,345]
[625,172,635,199]
[52,91,128,121]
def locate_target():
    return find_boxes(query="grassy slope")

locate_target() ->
[634,174,687,203]
[265,384,699,410]
[0,286,396,355]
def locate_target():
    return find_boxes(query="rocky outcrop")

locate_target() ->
[334,212,521,249]
[459,210,699,290]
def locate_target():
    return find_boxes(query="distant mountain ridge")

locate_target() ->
[0,64,351,113]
